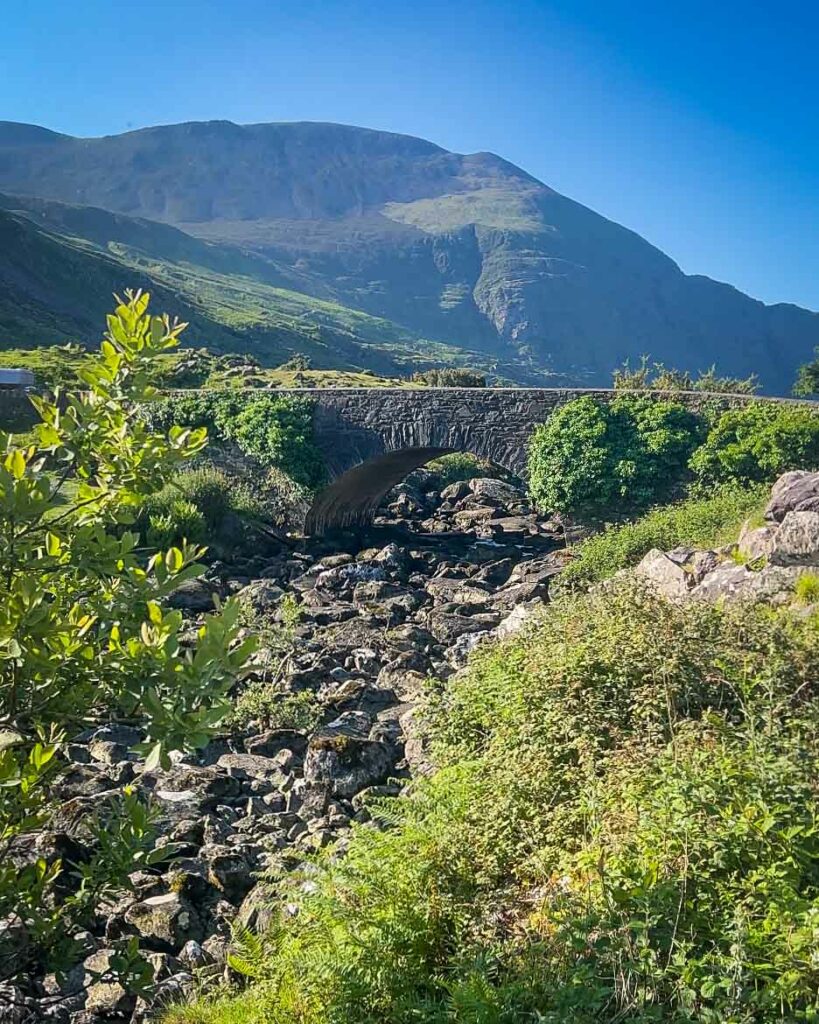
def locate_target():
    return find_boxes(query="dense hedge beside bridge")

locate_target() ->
[528,393,819,520]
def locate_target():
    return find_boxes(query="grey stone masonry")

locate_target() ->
[287,387,766,533]
[169,387,815,533]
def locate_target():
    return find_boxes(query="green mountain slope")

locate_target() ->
[0,196,503,377]
[1,119,817,392]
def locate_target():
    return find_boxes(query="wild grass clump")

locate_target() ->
[794,572,819,605]
[558,483,767,591]
[168,585,819,1024]
[137,465,266,553]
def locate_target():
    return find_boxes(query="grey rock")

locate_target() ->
[304,732,395,798]
[770,511,819,565]
[124,893,204,952]
[216,752,286,783]
[427,610,499,643]
[765,471,819,522]
[692,562,805,604]
[236,579,285,613]
[167,577,216,611]
[737,521,777,562]
[634,548,691,600]
[495,601,543,638]
[201,844,256,904]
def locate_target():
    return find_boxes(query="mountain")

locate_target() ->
[0,119,816,393]
[0,195,494,377]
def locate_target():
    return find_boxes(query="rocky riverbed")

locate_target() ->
[12,468,819,1022]
[11,474,567,1023]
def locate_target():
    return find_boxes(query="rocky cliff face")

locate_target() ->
[1,119,817,392]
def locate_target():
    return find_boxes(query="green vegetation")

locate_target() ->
[136,466,266,554]
[416,452,505,489]
[528,393,703,518]
[230,594,321,731]
[0,343,92,388]
[690,402,819,487]
[792,348,819,397]
[613,356,760,395]
[794,572,819,605]
[148,392,326,489]
[530,395,819,521]
[410,367,487,387]
[0,293,253,988]
[169,584,819,1024]
[0,203,507,384]
[558,484,767,590]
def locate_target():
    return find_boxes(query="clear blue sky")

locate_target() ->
[2,0,817,309]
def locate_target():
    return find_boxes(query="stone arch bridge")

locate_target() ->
[276,387,766,534]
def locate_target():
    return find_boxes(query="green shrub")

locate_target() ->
[416,452,504,489]
[148,392,325,489]
[528,394,703,519]
[410,367,487,387]
[137,465,271,554]
[0,292,254,989]
[690,402,819,487]
[146,498,207,549]
[259,466,313,527]
[794,572,819,604]
[613,357,759,395]
[174,465,234,529]
[231,686,322,732]
[792,348,819,397]
[557,484,766,590]
[171,587,819,1024]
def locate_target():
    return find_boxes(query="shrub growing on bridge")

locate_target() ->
[410,367,487,387]
[528,394,703,518]
[149,391,325,489]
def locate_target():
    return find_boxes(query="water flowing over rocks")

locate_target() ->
[19,472,565,1023]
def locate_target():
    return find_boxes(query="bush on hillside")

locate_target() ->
[169,585,819,1024]
[0,292,254,988]
[690,402,819,487]
[410,367,487,387]
[528,394,703,519]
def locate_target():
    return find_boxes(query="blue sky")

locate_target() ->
[2,0,817,309]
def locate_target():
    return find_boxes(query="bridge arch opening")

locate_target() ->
[304,446,523,535]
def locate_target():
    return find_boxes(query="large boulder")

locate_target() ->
[737,521,778,562]
[634,549,691,600]
[770,511,819,565]
[468,477,525,505]
[692,563,805,604]
[765,471,819,522]
[124,893,204,952]
[303,732,395,798]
